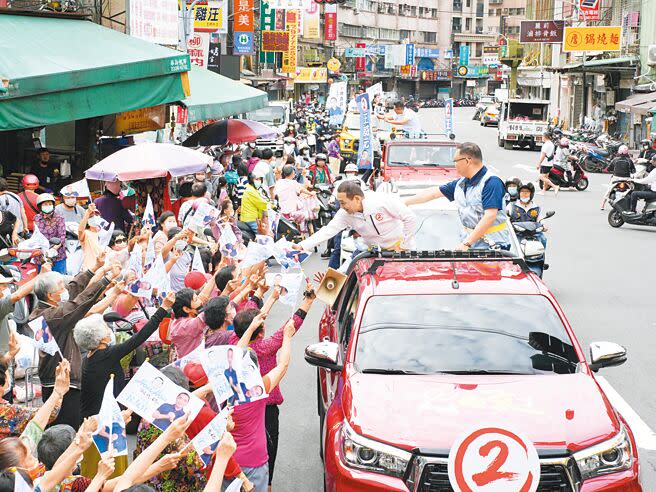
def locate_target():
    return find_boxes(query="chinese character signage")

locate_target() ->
[459,45,469,66]
[302,2,320,40]
[355,94,373,171]
[233,0,254,54]
[187,32,210,67]
[420,70,452,81]
[356,43,366,72]
[399,65,417,77]
[208,33,221,73]
[324,4,337,41]
[415,47,440,58]
[261,31,289,51]
[294,67,328,83]
[190,1,227,33]
[520,20,565,43]
[579,0,600,21]
[130,0,178,45]
[444,98,453,135]
[234,32,254,55]
[260,0,276,63]
[563,26,622,52]
[281,10,298,73]
[345,48,366,58]
[405,44,415,65]
[115,105,167,135]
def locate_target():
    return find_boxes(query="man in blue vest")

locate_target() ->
[405,142,510,251]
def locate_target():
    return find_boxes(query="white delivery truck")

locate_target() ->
[497,99,550,151]
[246,100,293,156]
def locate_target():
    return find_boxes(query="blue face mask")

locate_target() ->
[508,187,518,196]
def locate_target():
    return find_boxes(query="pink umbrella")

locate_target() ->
[85,143,212,182]
[182,119,278,147]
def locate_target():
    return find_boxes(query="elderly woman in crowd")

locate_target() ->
[33,193,66,274]
[31,258,122,429]
[274,165,316,235]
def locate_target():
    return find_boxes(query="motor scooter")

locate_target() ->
[607,184,656,228]
[512,211,555,278]
[539,159,589,191]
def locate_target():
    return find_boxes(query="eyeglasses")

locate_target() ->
[453,157,469,164]
[114,238,126,244]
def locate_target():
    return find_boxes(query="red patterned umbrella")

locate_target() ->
[182,119,278,147]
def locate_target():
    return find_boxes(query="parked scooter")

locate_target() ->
[607,184,656,228]
[512,211,555,278]
[237,214,302,246]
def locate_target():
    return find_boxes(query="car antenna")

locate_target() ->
[451,261,459,290]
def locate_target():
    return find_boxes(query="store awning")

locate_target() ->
[551,56,639,74]
[0,12,191,131]
[616,92,656,115]
[180,66,268,123]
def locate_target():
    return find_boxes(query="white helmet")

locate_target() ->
[344,163,358,174]
[618,144,629,155]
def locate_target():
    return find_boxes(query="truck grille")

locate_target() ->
[417,463,573,492]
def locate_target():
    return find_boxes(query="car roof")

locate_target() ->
[351,256,542,297]
[385,139,458,147]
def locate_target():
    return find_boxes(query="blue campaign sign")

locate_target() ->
[405,43,415,65]
[416,47,440,58]
[233,32,254,55]
[459,45,469,66]
[356,93,373,171]
[444,98,454,135]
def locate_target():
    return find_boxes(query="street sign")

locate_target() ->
[459,45,470,66]
[520,20,565,43]
[344,47,366,57]
[579,0,600,21]
[405,43,415,65]
[563,26,622,52]
[233,32,254,54]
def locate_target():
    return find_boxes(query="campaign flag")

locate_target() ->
[117,361,204,431]
[93,378,128,457]
[13,469,33,492]
[144,236,156,270]
[127,243,143,277]
[271,237,310,270]
[366,82,383,100]
[265,271,304,306]
[444,98,454,135]
[225,478,244,492]
[240,241,273,268]
[143,254,171,303]
[267,209,280,239]
[219,224,239,259]
[28,316,61,357]
[192,247,206,274]
[142,195,156,228]
[60,178,91,199]
[190,408,230,467]
[167,340,207,385]
[126,278,153,299]
[192,201,218,229]
[97,218,115,249]
[17,223,49,254]
[327,81,347,126]
[356,93,373,171]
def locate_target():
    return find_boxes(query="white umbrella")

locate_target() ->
[85,143,212,182]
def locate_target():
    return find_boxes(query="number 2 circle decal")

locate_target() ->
[448,426,540,492]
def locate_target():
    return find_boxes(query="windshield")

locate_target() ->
[387,145,456,167]
[356,294,579,375]
[412,209,463,250]
[480,97,494,105]
[246,106,286,126]
[508,104,548,121]
[343,113,361,130]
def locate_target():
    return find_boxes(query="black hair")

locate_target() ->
[231,155,242,167]
[37,425,76,470]
[237,162,249,177]
[178,181,193,198]
[337,180,365,199]
[0,360,7,387]
[0,469,32,492]
[247,172,260,187]
[0,179,7,193]
[218,176,227,190]
[234,308,264,339]
[109,229,127,247]
[199,247,212,272]
[161,366,189,391]
[191,182,207,198]
[204,296,230,330]
[456,142,483,162]
[261,148,274,160]
[251,149,262,159]
[215,265,237,292]
[393,100,404,109]
[157,211,175,227]
[167,226,182,241]
[172,288,195,318]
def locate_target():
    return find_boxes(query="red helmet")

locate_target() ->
[22,174,39,189]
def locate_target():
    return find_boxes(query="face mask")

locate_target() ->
[58,290,70,303]
[41,205,54,214]
[88,216,101,228]
[64,198,77,207]
[107,330,116,347]
[254,180,262,189]
[520,196,531,204]
[175,240,188,251]
[508,187,518,196]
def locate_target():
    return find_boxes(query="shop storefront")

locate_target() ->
[453,65,490,98]
[419,70,452,99]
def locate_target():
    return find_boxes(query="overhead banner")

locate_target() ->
[563,26,622,52]
[579,0,600,21]
[356,94,373,171]
[187,32,210,67]
[281,10,299,73]
[356,42,366,72]
[189,1,227,33]
[327,81,347,126]
[324,4,337,41]
[115,105,167,135]
[294,67,327,83]
[261,30,289,51]
[520,20,565,43]
[259,0,276,63]
[129,0,178,45]
[302,2,320,40]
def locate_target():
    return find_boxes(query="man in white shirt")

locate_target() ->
[385,101,423,138]
[294,180,416,253]
[537,131,557,194]
[624,167,656,215]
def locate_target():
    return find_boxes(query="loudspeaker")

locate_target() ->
[316,268,347,305]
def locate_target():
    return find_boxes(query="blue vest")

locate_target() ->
[454,170,511,248]
[510,203,541,223]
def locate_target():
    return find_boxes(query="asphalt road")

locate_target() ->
[261,107,656,490]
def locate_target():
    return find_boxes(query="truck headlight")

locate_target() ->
[343,139,352,146]
[574,426,633,481]
[340,420,411,478]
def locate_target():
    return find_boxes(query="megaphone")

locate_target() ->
[316,268,347,306]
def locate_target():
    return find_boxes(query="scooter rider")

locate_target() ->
[509,183,547,247]
[610,145,635,178]
[623,165,656,217]
[639,139,655,160]
[405,142,511,251]
[504,177,522,210]
[537,130,557,194]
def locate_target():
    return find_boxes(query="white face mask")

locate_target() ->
[88,216,101,228]
[507,187,518,196]
[254,180,263,189]
[520,196,531,204]
[64,198,77,207]
[58,289,70,304]
[41,205,54,214]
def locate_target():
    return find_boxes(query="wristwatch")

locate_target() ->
[463,241,472,248]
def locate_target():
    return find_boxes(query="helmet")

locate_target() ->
[315,153,327,162]
[618,145,629,155]
[344,163,358,174]
[552,128,563,138]
[22,174,39,189]
[518,182,535,201]
[640,139,650,147]
[559,137,570,147]
[505,176,522,187]
[36,193,56,207]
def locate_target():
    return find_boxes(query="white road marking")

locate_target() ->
[487,164,500,173]
[514,164,539,174]
[596,376,656,450]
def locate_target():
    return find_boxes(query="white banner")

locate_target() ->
[384,45,395,70]
[366,82,383,100]
[129,0,179,45]
[187,32,210,68]
[327,81,347,126]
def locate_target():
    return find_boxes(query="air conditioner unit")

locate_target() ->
[648,44,656,66]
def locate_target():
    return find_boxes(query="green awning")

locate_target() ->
[552,56,639,73]
[181,66,268,123]
[0,12,191,131]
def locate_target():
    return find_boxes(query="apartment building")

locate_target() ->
[483,0,526,39]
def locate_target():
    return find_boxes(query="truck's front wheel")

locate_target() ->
[504,140,514,150]
[498,136,504,148]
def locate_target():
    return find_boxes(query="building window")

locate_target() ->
[339,23,362,38]
[452,17,462,33]
[431,8,438,18]
[453,0,462,12]
[466,0,471,7]
[379,28,400,40]
[400,29,411,40]
[476,43,482,57]
[465,17,471,31]
[410,5,417,16]
[423,31,437,43]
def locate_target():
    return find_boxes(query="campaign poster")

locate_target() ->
[190,408,230,467]
[265,271,304,306]
[356,93,373,171]
[444,98,454,135]
[327,81,347,127]
[117,361,204,431]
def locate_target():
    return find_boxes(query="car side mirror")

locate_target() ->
[544,211,556,219]
[305,341,343,372]
[589,341,627,372]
